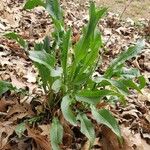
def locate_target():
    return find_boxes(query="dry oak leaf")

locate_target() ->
[100,126,139,150]
[0,121,16,150]
[0,98,15,112]
[6,102,34,122]
[121,126,150,150]
[27,126,51,150]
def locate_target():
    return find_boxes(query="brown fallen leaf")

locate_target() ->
[60,116,74,148]
[0,98,15,112]
[100,126,133,150]
[27,126,51,150]
[0,121,16,150]
[6,103,27,118]
[121,125,150,150]
[6,102,34,122]
[10,74,26,89]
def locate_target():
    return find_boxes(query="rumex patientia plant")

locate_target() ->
[3,0,146,149]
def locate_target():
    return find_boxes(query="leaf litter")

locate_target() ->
[0,0,150,149]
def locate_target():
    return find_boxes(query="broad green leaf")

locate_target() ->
[70,3,106,81]
[109,80,129,95]
[109,65,140,79]
[52,79,61,93]
[15,122,26,138]
[75,89,125,105]
[76,30,102,78]
[61,95,77,126]
[4,32,27,48]
[29,50,55,70]
[35,63,52,91]
[0,80,13,96]
[74,3,107,62]
[50,118,63,150]
[105,39,145,78]
[51,67,63,77]
[77,114,95,143]
[138,75,146,89]
[24,0,45,9]
[73,73,89,85]
[91,106,122,139]
[120,67,140,79]
[34,42,44,51]
[43,36,51,53]
[93,77,129,95]
[61,29,71,82]
[46,0,63,21]
[120,79,142,93]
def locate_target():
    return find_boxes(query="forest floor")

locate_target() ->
[0,0,150,150]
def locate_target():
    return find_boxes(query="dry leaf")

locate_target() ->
[0,98,15,112]
[27,126,51,150]
[0,121,16,149]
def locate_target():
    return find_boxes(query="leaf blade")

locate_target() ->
[4,32,27,48]
[24,0,45,9]
[77,114,95,143]
[50,118,63,150]
[105,40,145,78]
[61,95,77,126]
[91,106,122,139]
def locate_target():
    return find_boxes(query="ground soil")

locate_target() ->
[79,0,150,20]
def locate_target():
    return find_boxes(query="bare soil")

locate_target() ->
[78,0,150,20]
[98,0,150,19]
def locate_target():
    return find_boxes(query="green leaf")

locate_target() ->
[75,89,125,105]
[75,30,102,79]
[61,29,71,82]
[4,32,27,48]
[15,122,26,138]
[74,3,107,62]
[93,77,129,95]
[138,75,146,89]
[105,39,145,78]
[73,73,89,85]
[61,95,77,126]
[35,63,52,91]
[120,67,140,79]
[50,118,63,150]
[51,67,63,77]
[91,106,122,139]
[29,50,55,70]
[120,79,142,93]
[52,79,61,93]
[34,42,44,51]
[93,76,143,95]
[43,36,51,53]
[70,3,106,81]
[0,80,13,96]
[24,0,45,9]
[77,114,95,143]
[46,0,63,21]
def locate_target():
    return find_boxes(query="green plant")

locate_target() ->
[3,0,146,149]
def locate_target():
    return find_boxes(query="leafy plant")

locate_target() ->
[4,0,146,149]
[0,80,15,96]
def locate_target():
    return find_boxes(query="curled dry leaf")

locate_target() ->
[0,97,15,112]
[60,115,74,147]
[0,121,16,150]
[6,102,34,122]
[27,126,51,150]
[100,126,123,150]
[121,125,150,150]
